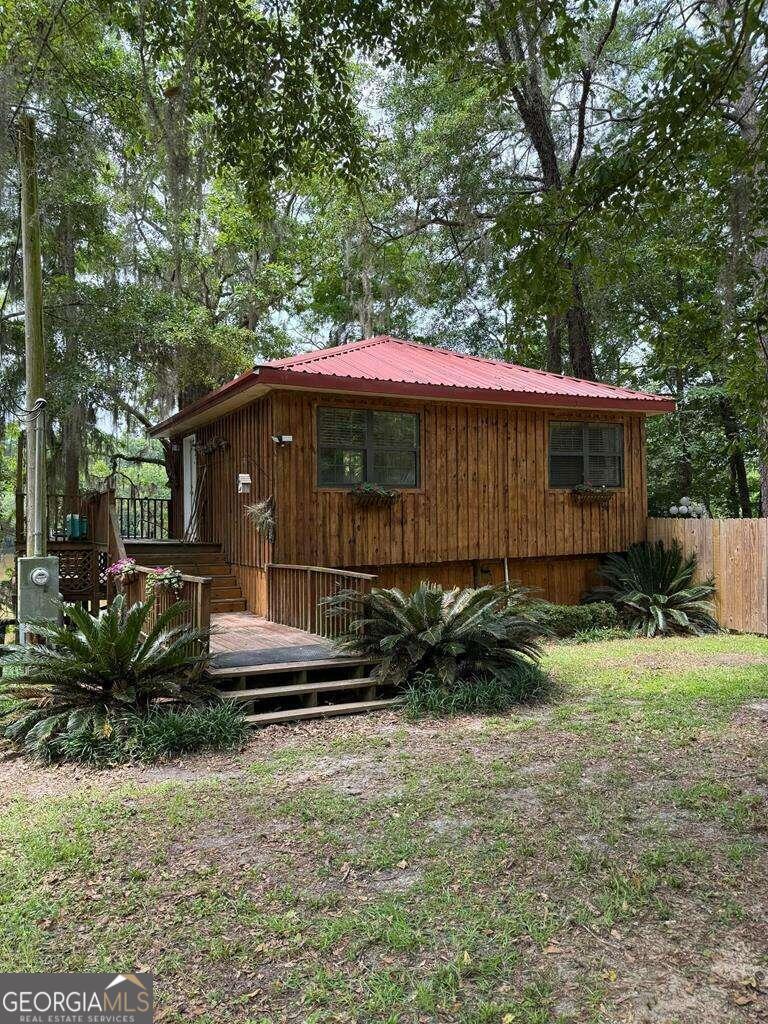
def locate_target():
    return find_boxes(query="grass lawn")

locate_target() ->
[1,634,767,1023]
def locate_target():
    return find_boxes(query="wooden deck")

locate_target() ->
[207,611,388,725]
[210,611,338,667]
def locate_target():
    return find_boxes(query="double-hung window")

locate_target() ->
[548,421,624,488]
[317,407,420,488]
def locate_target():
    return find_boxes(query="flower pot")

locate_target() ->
[349,487,401,508]
[570,489,614,508]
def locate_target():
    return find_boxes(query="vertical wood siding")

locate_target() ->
[268,391,646,567]
[371,556,601,605]
[195,395,275,570]
[184,389,648,609]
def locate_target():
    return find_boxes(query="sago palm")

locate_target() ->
[0,595,213,761]
[588,540,718,637]
[325,583,545,689]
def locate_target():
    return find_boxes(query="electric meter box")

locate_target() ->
[17,556,60,625]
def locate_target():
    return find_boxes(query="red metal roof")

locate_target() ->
[151,335,675,436]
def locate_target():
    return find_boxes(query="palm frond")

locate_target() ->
[2,597,211,761]
[323,582,545,692]
[587,540,718,637]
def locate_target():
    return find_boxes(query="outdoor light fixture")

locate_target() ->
[271,434,293,446]
[238,473,252,494]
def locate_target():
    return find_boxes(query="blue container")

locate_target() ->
[65,514,88,540]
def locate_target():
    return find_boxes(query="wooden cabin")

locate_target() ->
[149,336,674,621]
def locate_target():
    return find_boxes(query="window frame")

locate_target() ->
[547,420,625,490]
[316,405,422,490]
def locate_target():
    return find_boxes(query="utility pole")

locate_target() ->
[18,113,47,557]
[16,113,58,637]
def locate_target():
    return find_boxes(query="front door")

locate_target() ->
[182,434,197,539]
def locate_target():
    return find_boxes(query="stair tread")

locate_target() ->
[245,698,398,725]
[209,656,375,678]
[221,677,375,700]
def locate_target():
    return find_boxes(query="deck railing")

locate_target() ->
[16,491,170,544]
[266,563,377,639]
[16,491,107,545]
[122,565,212,651]
[117,496,170,540]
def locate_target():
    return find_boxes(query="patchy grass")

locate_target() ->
[1,635,767,1022]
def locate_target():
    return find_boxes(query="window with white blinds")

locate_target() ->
[548,421,624,488]
[317,407,420,487]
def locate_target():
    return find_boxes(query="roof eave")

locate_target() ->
[257,368,676,414]
[149,366,675,437]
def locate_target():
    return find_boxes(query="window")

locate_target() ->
[549,421,624,488]
[317,407,420,488]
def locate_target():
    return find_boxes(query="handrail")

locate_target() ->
[266,563,377,639]
[121,563,212,652]
[266,562,377,581]
[131,564,212,585]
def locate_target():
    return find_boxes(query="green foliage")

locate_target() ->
[531,601,618,639]
[0,595,212,762]
[588,541,719,638]
[244,497,277,544]
[401,664,551,719]
[325,583,545,690]
[54,703,247,767]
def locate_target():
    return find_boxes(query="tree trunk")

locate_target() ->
[566,273,595,379]
[56,205,84,503]
[674,368,692,497]
[718,396,752,516]
[546,313,563,373]
[488,10,597,379]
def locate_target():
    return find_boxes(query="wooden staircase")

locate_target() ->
[124,541,247,613]
[209,658,397,727]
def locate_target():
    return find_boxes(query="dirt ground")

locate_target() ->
[1,634,767,1023]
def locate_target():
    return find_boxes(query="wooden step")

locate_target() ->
[212,597,247,612]
[245,698,398,727]
[221,677,375,701]
[132,554,228,566]
[210,575,238,587]
[185,563,232,576]
[210,585,243,600]
[209,656,374,679]
[126,543,222,554]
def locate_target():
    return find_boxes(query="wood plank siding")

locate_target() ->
[192,390,647,611]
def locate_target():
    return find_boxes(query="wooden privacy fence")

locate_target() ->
[647,517,768,634]
[266,563,377,639]
[123,565,212,651]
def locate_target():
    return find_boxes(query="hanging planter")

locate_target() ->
[144,566,185,599]
[105,557,138,592]
[349,483,401,508]
[244,496,277,544]
[570,484,615,508]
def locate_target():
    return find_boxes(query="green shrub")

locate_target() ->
[325,582,546,691]
[55,703,248,767]
[401,663,551,719]
[587,540,718,637]
[0,595,213,762]
[562,625,630,644]
[531,601,618,638]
